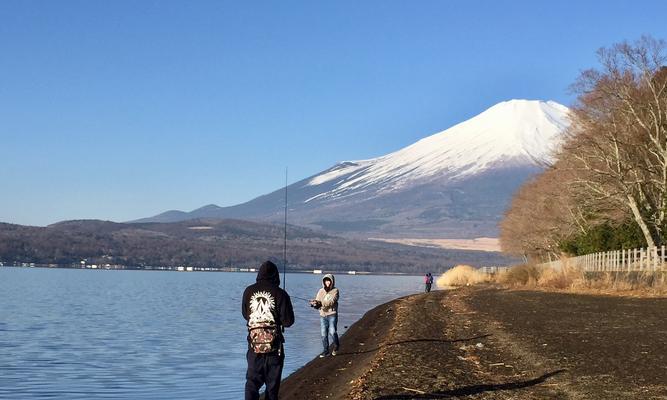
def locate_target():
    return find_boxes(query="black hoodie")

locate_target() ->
[242,261,295,347]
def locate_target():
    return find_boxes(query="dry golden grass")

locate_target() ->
[497,264,541,287]
[433,259,666,296]
[436,265,489,287]
[493,262,667,297]
[538,265,584,289]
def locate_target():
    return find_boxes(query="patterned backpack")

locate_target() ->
[248,322,279,354]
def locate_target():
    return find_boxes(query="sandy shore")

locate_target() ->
[277,287,667,399]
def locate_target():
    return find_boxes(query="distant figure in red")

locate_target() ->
[424,272,434,292]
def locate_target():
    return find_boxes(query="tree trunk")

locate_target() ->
[627,194,657,247]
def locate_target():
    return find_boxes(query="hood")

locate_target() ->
[322,273,335,289]
[256,261,280,286]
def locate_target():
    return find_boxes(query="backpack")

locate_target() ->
[248,322,280,354]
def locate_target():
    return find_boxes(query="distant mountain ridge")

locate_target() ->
[136,100,570,238]
[0,219,517,272]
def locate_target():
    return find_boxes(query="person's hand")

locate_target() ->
[309,300,322,309]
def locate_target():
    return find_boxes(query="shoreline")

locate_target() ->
[0,264,423,276]
[278,286,667,399]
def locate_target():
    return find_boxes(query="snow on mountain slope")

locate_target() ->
[304,100,569,203]
[135,99,570,238]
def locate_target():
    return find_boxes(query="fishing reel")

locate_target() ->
[309,300,322,309]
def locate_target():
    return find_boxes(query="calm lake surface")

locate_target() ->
[0,267,423,399]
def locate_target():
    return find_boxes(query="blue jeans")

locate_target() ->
[320,314,339,353]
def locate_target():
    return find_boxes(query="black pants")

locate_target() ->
[245,349,284,400]
[425,283,432,292]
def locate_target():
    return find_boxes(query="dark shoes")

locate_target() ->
[320,348,339,358]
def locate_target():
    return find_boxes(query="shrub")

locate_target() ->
[436,265,488,287]
[499,264,541,286]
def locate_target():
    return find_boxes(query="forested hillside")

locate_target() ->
[0,219,516,273]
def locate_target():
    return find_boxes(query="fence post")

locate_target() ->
[649,247,653,271]
[598,252,601,272]
[642,248,646,270]
[605,251,609,271]
[622,249,625,271]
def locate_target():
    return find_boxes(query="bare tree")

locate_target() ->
[565,36,667,247]
[500,165,584,260]
[500,37,667,258]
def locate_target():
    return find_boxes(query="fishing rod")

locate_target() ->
[293,295,321,309]
[283,167,288,291]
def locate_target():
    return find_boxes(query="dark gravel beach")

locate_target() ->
[278,287,667,399]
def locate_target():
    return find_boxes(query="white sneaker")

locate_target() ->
[331,350,337,356]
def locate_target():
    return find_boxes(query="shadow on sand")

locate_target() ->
[335,334,492,356]
[373,369,567,399]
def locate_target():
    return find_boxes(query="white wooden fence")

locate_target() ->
[480,266,509,274]
[539,246,667,272]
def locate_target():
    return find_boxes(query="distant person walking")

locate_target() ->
[309,274,340,357]
[242,261,295,400]
[424,272,434,292]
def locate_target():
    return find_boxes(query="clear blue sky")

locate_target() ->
[1,1,666,226]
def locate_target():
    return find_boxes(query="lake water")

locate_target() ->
[0,267,423,399]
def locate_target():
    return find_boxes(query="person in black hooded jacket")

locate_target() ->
[241,260,294,400]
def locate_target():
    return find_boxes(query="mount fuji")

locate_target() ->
[136,99,570,239]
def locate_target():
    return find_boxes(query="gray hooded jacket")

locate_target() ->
[315,273,339,317]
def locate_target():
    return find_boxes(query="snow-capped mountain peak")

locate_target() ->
[137,99,570,239]
[305,99,569,202]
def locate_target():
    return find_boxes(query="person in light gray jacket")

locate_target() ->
[309,274,340,357]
